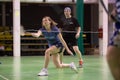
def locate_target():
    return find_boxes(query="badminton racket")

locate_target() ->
[0,26,31,36]
[99,0,120,23]
[20,26,31,36]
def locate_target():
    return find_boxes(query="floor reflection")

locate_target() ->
[101,57,113,80]
[13,57,21,80]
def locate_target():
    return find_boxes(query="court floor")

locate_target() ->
[0,55,114,80]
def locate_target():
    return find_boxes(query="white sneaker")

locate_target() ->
[38,68,48,76]
[70,62,78,73]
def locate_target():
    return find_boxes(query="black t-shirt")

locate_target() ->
[58,16,80,47]
[58,16,80,32]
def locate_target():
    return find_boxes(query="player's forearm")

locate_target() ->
[31,30,41,38]
[77,27,81,35]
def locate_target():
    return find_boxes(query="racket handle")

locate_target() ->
[25,32,31,36]
[20,32,25,36]
[20,32,31,36]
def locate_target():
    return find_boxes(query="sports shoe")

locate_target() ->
[70,62,78,73]
[79,60,83,68]
[38,68,48,76]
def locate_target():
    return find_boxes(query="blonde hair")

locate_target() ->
[42,16,57,28]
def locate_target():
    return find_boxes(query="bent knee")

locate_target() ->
[45,49,51,55]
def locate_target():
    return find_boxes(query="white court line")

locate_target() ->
[0,75,9,80]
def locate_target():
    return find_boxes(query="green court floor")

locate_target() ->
[0,55,114,80]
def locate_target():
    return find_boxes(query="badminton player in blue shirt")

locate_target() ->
[31,16,78,76]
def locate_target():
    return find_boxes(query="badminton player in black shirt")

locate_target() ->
[58,7,83,68]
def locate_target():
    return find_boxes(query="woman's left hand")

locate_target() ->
[67,49,74,56]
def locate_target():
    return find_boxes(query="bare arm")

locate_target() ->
[76,27,81,39]
[58,33,73,55]
[31,30,42,38]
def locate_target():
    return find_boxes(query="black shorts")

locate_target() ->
[63,33,77,46]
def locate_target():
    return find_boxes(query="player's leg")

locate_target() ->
[38,46,59,76]
[73,46,83,68]
[68,34,83,68]
[107,46,120,80]
[106,30,120,80]
[59,48,65,64]
[52,53,78,73]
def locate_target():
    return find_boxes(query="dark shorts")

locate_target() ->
[55,43,64,53]
[63,33,77,46]
[49,42,64,54]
